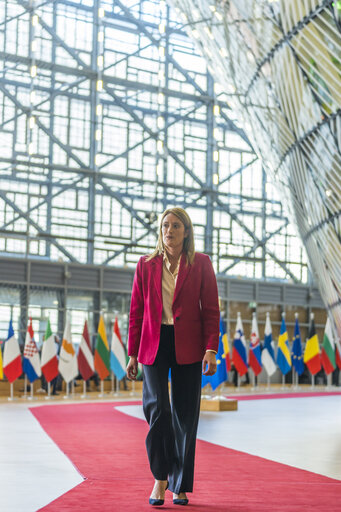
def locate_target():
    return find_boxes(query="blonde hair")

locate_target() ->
[146,207,195,265]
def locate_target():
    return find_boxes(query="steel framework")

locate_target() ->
[0,0,308,282]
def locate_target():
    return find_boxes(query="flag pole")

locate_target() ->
[281,374,286,389]
[64,381,69,399]
[23,374,28,399]
[114,376,119,397]
[326,373,332,390]
[311,374,315,389]
[99,379,104,397]
[28,382,34,401]
[111,372,114,393]
[130,380,136,396]
[81,380,87,399]
[46,381,52,400]
[251,371,256,391]
[8,382,14,401]
[266,374,271,391]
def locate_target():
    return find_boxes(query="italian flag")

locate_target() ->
[321,318,336,375]
[304,314,321,376]
[41,319,59,383]
[94,315,110,380]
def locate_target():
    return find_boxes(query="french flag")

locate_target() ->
[232,312,248,376]
[3,320,22,383]
[110,317,126,381]
[23,318,41,383]
[249,313,262,376]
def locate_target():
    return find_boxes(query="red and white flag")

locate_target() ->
[77,320,94,381]
[3,320,22,383]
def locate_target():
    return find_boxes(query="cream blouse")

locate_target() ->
[161,252,181,325]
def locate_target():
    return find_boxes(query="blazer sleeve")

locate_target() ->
[128,256,144,358]
[200,255,220,353]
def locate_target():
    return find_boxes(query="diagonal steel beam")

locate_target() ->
[219,157,258,186]
[114,0,207,98]
[98,179,156,234]
[218,220,290,274]
[104,85,204,187]
[215,196,299,282]
[0,83,88,169]
[18,0,89,70]
[0,175,86,232]
[0,191,77,262]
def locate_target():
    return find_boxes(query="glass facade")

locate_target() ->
[170,0,341,335]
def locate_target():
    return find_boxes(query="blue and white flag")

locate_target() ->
[23,318,41,383]
[261,312,277,377]
[110,317,126,381]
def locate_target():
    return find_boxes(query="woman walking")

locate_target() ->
[126,207,219,506]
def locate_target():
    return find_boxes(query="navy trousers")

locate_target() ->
[142,325,202,494]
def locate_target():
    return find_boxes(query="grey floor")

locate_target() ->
[1,394,340,511]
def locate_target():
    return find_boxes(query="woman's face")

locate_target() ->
[162,213,188,253]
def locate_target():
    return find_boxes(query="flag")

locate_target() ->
[110,317,127,381]
[221,317,231,372]
[232,313,248,376]
[202,315,228,390]
[77,320,94,381]
[321,317,335,375]
[23,318,41,383]
[41,319,59,383]
[3,320,22,383]
[291,316,304,376]
[304,315,321,375]
[276,316,292,375]
[261,312,277,377]
[0,341,3,379]
[249,313,262,376]
[58,318,78,384]
[94,314,110,380]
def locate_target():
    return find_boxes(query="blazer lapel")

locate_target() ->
[173,253,191,304]
[151,254,163,302]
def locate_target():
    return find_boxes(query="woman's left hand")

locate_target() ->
[202,351,217,376]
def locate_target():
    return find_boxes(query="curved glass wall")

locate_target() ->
[170,0,341,335]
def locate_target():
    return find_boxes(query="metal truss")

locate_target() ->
[0,0,308,282]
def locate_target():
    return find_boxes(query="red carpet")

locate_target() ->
[30,401,341,511]
[225,391,341,401]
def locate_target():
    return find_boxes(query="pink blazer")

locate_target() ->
[128,252,220,365]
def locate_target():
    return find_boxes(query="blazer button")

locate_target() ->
[176,316,180,321]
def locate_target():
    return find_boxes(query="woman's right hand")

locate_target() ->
[126,356,138,380]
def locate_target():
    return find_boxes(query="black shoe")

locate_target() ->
[149,481,168,506]
[173,494,189,506]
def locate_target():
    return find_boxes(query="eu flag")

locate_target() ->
[292,316,304,375]
[202,316,228,391]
